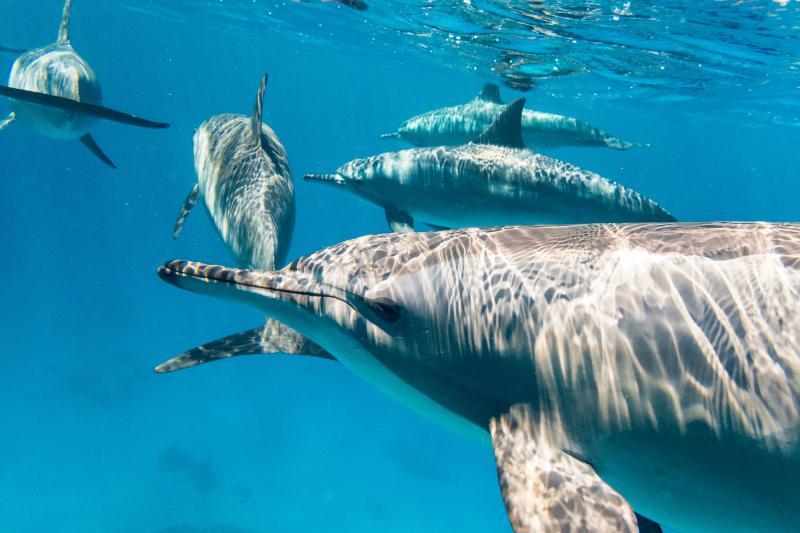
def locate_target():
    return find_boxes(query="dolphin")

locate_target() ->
[156,222,800,532]
[380,83,638,151]
[162,73,330,373]
[307,99,674,233]
[0,45,26,54]
[0,0,169,168]
[293,0,368,10]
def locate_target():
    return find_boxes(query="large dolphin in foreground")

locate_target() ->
[381,83,638,151]
[157,222,800,532]
[307,99,673,233]
[0,0,169,168]
[161,73,329,373]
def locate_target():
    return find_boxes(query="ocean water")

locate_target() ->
[0,1,798,532]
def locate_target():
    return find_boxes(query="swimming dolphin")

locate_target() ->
[0,0,169,168]
[162,73,329,373]
[293,0,368,10]
[0,45,26,54]
[380,83,638,151]
[307,99,673,233]
[157,222,800,532]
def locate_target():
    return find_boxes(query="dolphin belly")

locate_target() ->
[406,189,669,229]
[596,427,800,532]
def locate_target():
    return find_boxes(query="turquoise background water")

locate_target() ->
[0,1,797,531]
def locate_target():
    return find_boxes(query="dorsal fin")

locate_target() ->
[57,0,72,44]
[476,83,503,104]
[251,72,268,149]
[473,98,525,149]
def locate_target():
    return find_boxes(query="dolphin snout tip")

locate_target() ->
[304,173,345,185]
[157,260,238,285]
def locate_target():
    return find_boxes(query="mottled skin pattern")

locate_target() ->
[193,113,295,270]
[384,87,635,151]
[313,144,674,229]
[154,320,332,373]
[160,222,800,532]
[7,0,101,139]
[491,404,638,533]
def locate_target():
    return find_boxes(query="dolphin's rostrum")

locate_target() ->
[158,222,800,532]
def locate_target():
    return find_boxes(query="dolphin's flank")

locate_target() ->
[157,222,800,532]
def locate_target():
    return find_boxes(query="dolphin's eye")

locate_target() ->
[369,299,403,323]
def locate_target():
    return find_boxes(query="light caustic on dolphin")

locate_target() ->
[160,72,331,374]
[157,222,800,532]
[307,98,674,233]
[381,83,640,151]
[0,0,169,168]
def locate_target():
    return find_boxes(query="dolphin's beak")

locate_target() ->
[157,259,349,314]
[303,173,346,185]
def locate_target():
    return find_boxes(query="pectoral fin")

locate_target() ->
[154,319,335,373]
[173,184,201,239]
[385,207,414,233]
[489,404,641,533]
[80,133,116,169]
[0,112,15,130]
[0,85,170,129]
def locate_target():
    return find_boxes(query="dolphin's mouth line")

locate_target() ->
[157,260,358,311]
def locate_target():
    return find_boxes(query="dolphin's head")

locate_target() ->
[304,153,414,208]
[158,230,534,437]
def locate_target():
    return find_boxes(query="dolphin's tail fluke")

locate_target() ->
[380,132,400,140]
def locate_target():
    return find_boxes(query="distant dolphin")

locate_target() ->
[0,0,169,168]
[161,73,330,373]
[0,45,26,54]
[293,0,368,10]
[381,83,637,151]
[307,99,673,233]
[157,222,800,532]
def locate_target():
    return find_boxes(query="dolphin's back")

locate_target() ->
[193,113,295,270]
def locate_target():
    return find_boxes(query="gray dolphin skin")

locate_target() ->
[381,83,637,151]
[157,222,800,532]
[307,99,673,233]
[160,73,330,373]
[0,0,169,168]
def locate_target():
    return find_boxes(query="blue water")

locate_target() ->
[0,1,798,531]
